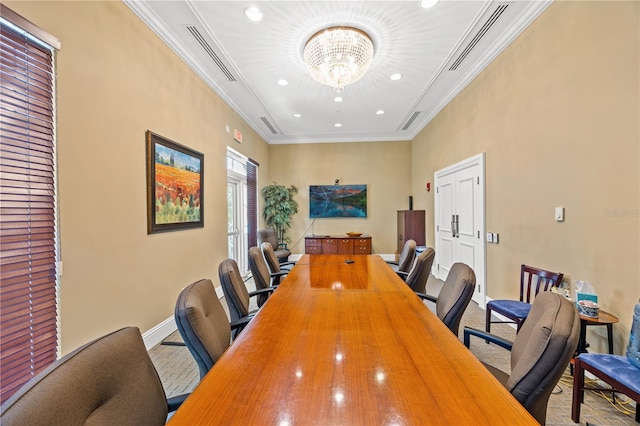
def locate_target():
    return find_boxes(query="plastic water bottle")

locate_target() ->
[627,302,640,369]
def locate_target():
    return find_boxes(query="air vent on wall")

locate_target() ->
[448,3,509,71]
[186,25,236,82]
[260,117,278,134]
[401,111,421,131]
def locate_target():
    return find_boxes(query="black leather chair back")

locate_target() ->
[175,279,231,379]
[0,327,168,426]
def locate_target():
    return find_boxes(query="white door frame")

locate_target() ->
[434,153,486,308]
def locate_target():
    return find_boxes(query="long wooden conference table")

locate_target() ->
[169,254,536,425]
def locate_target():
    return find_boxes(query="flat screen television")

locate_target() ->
[309,185,367,218]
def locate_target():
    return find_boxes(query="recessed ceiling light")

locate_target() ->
[293,113,301,118]
[376,110,385,115]
[334,96,343,103]
[390,73,403,81]
[277,79,288,86]
[244,6,263,22]
[420,0,439,8]
[334,123,342,128]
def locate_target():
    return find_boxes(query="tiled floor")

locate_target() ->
[149,275,637,425]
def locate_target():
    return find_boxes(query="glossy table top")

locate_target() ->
[579,309,619,324]
[169,255,536,425]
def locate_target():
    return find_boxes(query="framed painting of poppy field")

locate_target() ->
[146,131,204,233]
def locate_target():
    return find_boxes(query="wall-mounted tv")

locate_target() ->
[309,185,367,218]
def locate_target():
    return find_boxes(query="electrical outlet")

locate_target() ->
[486,232,493,243]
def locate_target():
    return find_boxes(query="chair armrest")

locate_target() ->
[396,271,409,280]
[167,393,189,413]
[386,261,399,266]
[463,326,513,351]
[248,287,276,298]
[415,292,438,303]
[270,271,289,278]
[230,316,252,331]
[279,261,296,267]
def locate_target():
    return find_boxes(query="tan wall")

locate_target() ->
[5,1,270,354]
[268,141,412,255]
[411,1,639,353]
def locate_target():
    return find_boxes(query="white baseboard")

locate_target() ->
[142,316,177,350]
[143,288,225,349]
[378,253,395,261]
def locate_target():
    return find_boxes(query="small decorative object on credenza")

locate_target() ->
[346,232,362,237]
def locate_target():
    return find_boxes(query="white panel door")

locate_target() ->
[435,154,486,307]
[437,175,455,278]
[455,166,477,267]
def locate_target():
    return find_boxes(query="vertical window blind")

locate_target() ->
[246,158,258,249]
[0,11,59,404]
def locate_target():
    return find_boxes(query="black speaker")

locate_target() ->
[409,196,413,210]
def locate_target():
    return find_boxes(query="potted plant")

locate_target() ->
[261,183,299,248]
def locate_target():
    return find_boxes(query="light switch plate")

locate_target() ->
[492,233,499,243]
[555,207,565,222]
[486,232,493,243]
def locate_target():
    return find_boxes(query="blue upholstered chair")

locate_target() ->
[485,264,563,334]
[572,353,640,423]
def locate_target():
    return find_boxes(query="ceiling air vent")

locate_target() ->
[448,3,509,71]
[401,111,421,131]
[186,25,236,82]
[260,117,278,134]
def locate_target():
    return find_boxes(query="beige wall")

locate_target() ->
[6,0,638,357]
[411,1,639,352]
[5,1,270,353]
[268,141,412,255]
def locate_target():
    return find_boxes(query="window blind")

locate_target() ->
[0,15,58,404]
[246,158,258,249]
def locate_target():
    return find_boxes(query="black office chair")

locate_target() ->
[260,242,296,276]
[219,258,275,338]
[416,262,475,336]
[249,246,285,307]
[387,239,416,273]
[486,264,564,333]
[464,291,580,425]
[0,327,186,426]
[398,247,435,294]
[175,279,249,379]
[257,229,291,263]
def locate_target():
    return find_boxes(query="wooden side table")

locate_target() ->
[577,310,619,355]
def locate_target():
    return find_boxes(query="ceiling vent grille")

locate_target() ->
[186,25,236,82]
[448,3,509,71]
[401,111,421,131]
[260,117,278,134]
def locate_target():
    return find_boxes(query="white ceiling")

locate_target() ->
[124,0,551,144]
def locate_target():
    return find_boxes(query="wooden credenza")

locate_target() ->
[305,235,372,255]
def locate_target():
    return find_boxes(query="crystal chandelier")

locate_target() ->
[303,26,374,93]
